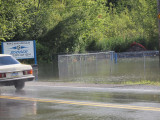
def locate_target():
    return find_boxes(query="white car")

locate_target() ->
[0,54,35,90]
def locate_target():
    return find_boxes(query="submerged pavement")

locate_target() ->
[0,82,160,120]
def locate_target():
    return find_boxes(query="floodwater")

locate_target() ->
[38,62,59,81]
[1,52,160,120]
[0,84,160,120]
[38,55,160,84]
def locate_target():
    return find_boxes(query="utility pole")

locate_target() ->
[157,0,160,66]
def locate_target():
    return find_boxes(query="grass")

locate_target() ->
[64,77,160,86]
[123,80,160,86]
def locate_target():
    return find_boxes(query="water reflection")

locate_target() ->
[0,99,37,119]
[38,62,59,81]
[38,55,160,83]
[15,90,26,95]
[47,89,160,104]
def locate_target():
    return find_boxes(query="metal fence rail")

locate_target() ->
[117,51,159,58]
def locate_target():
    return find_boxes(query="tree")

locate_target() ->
[0,0,37,41]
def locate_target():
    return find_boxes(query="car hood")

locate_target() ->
[0,64,32,73]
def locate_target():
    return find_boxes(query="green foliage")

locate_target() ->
[0,0,37,40]
[0,0,159,62]
[93,0,158,51]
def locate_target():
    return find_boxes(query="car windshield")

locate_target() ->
[0,56,20,65]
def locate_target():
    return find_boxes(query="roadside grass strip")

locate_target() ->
[0,95,160,112]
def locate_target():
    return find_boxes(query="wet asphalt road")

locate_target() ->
[0,82,160,120]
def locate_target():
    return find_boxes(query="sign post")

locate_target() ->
[1,40,37,65]
[33,40,37,65]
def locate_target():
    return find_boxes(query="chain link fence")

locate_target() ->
[58,51,160,83]
[114,51,160,83]
[58,52,113,79]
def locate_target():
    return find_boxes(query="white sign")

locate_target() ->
[2,41,35,59]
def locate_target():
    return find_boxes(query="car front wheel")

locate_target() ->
[14,81,25,90]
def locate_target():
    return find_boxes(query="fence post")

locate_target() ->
[110,51,114,61]
[114,53,117,64]
[143,53,146,79]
